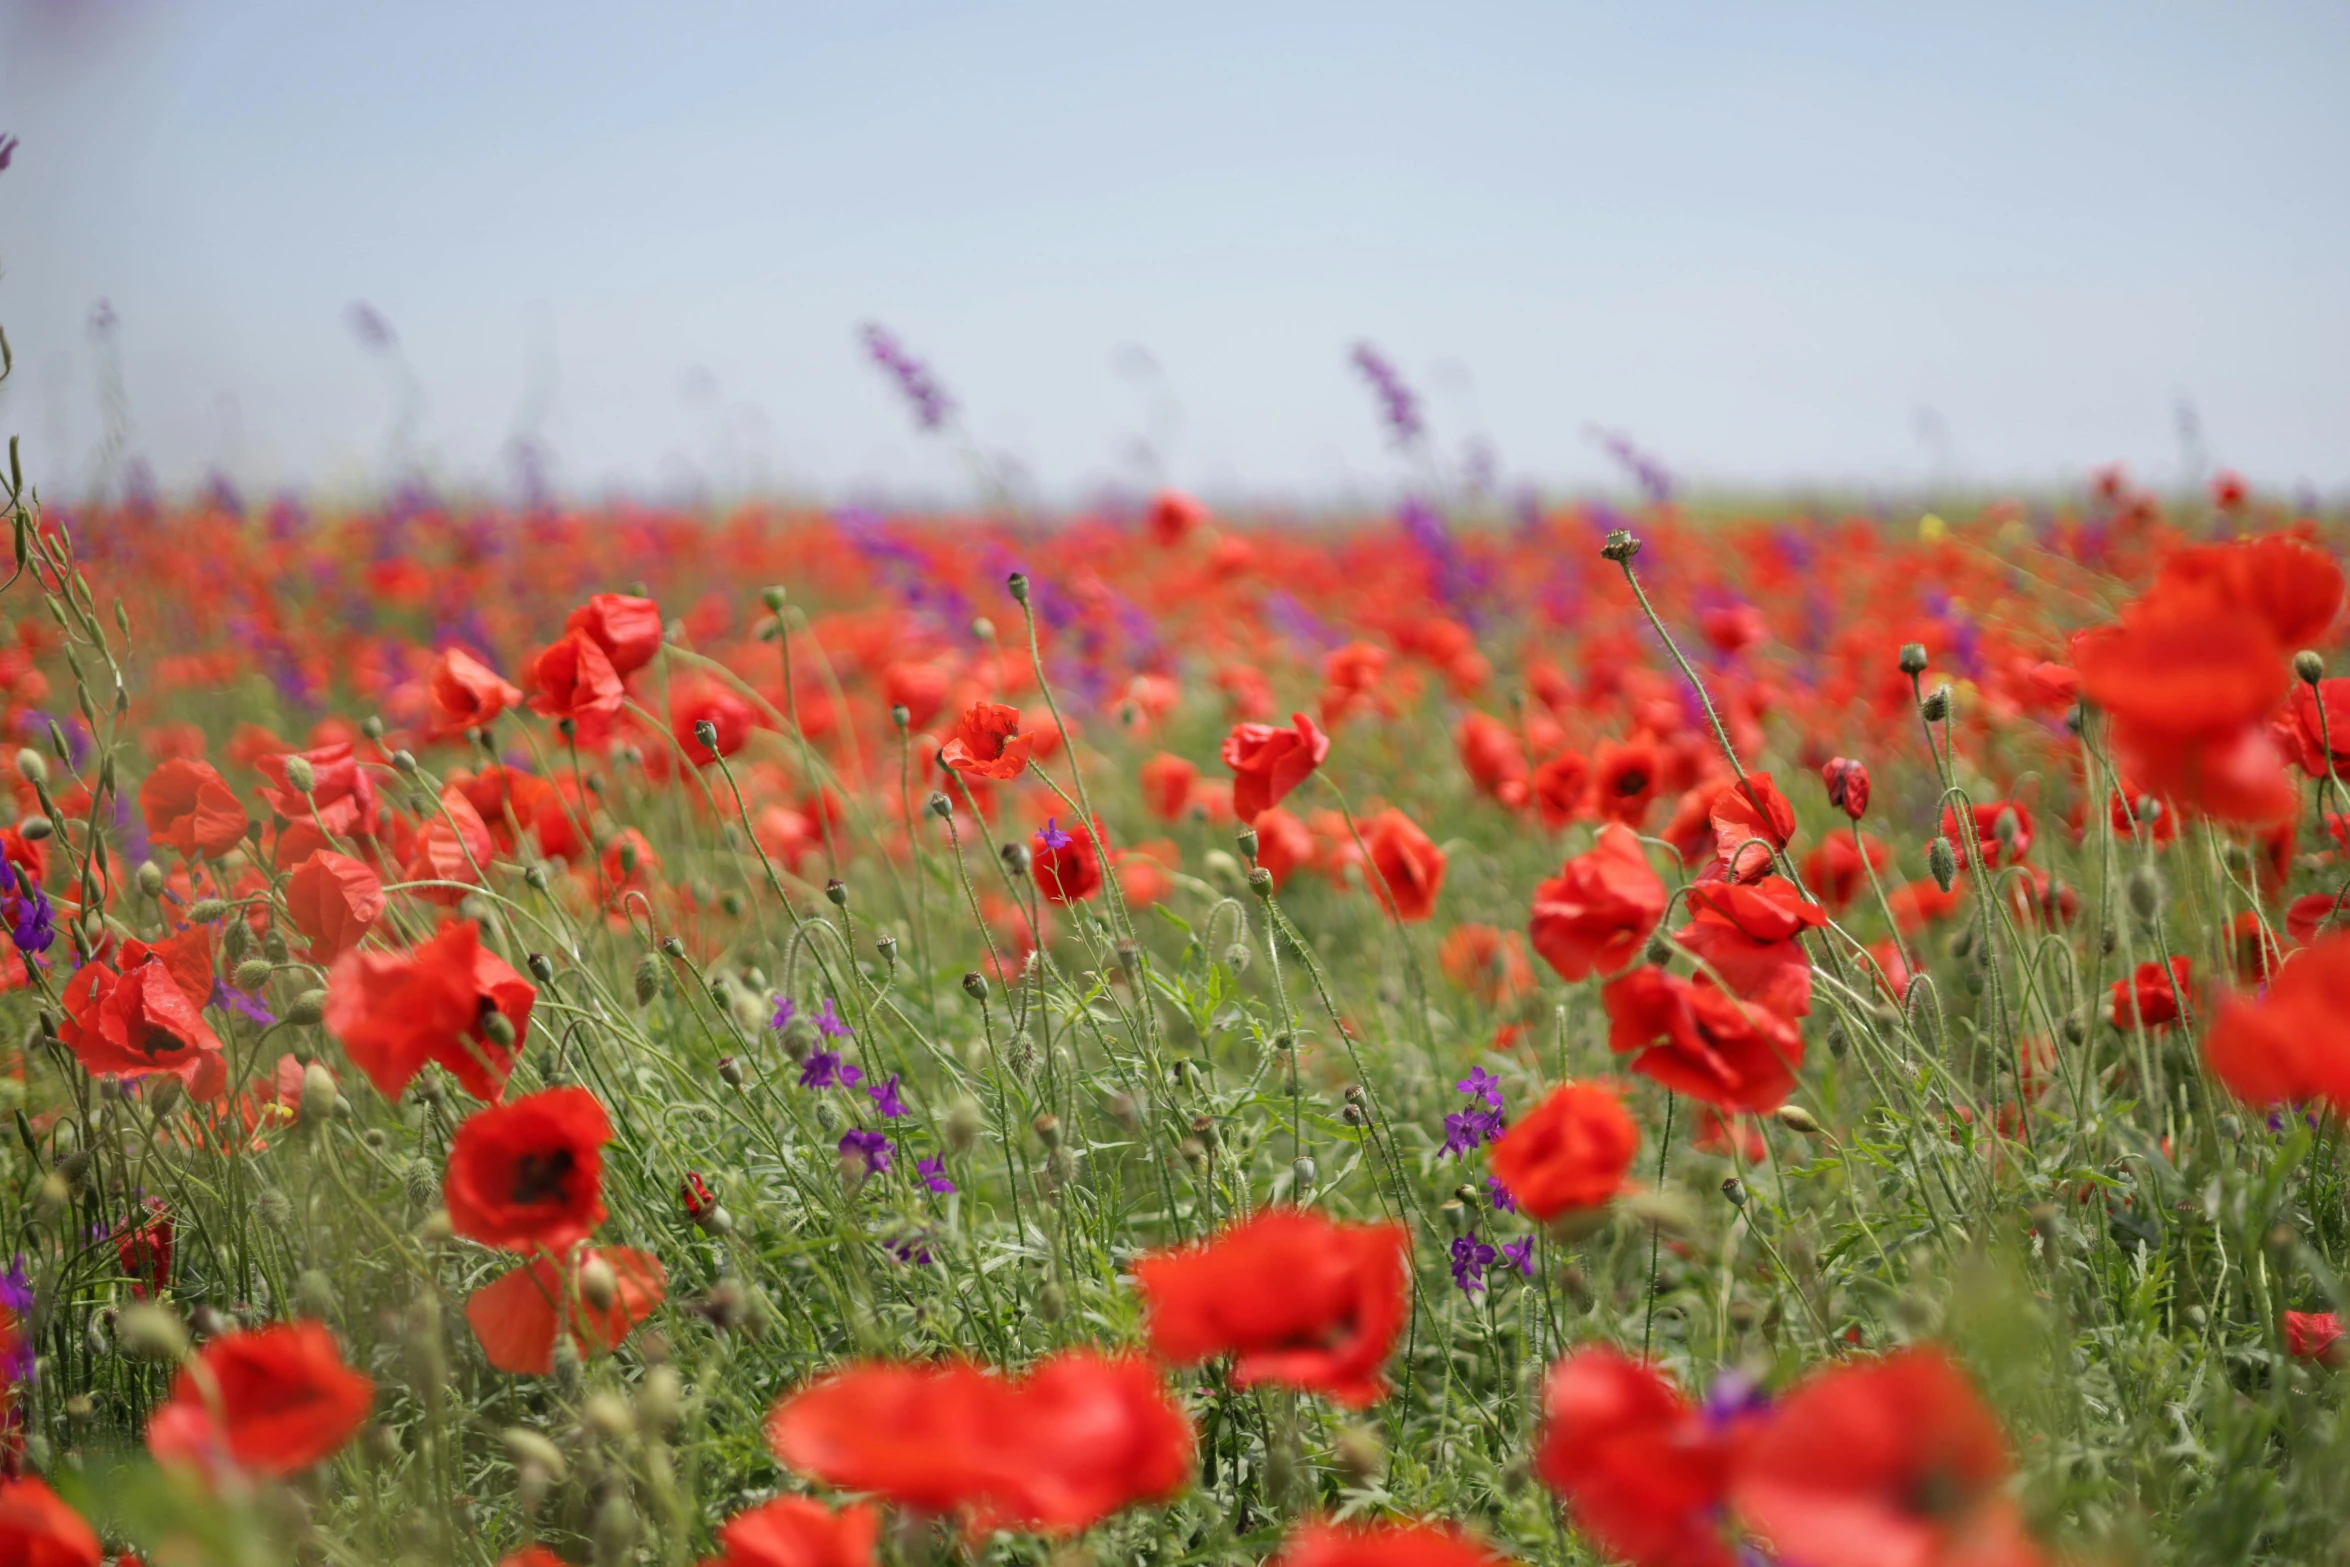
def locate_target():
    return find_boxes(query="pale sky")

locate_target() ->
[1,1,2346,507]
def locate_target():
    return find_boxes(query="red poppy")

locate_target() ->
[767,1351,1192,1535]
[1529,750,1590,830]
[1886,876,1964,933]
[1139,752,1198,820]
[1033,817,1105,905]
[1940,801,2032,866]
[702,1496,879,1567]
[1800,831,1889,914]
[1533,1347,1739,1567]
[498,1551,570,1567]
[325,920,535,1102]
[444,1086,614,1253]
[1434,924,1532,1005]
[1708,773,1795,881]
[283,848,385,962]
[674,682,758,765]
[1134,1209,1408,1408]
[2284,678,2350,778]
[1820,756,1869,820]
[941,701,1037,782]
[1254,806,1316,890]
[2202,933,2350,1110]
[528,630,627,723]
[427,647,525,738]
[1487,1082,1638,1221]
[1271,1520,1513,1567]
[2150,532,2343,650]
[1733,1348,2045,1567]
[1528,825,1667,982]
[1362,807,1444,922]
[402,786,497,902]
[2109,955,2191,1031]
[0,1475,101,1567]
[146,1320,374,1478]
[117,1197,174,1298]
[465,1245,667,1375]
[1456,712,1528,807]
[1676,876,1826,1019]
[139,757,249,858]
[1591,737,1661,827]
[256,741,380,839]
[2285,1310,2345,1366]
[59,940,226,1100]
[1148,488,1209,547]
[1602,966,1805,1113]
[1222,713,1331,824]
[565,591,665,678]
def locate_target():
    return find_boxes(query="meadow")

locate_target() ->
[0,335,2348,1567]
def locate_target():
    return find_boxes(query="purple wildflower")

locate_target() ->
[1500,1236,1536,1279]
[1442,1105,1505,1159]
[0,1256,32,1384]
[1487,1175,1518,1213]
[1350,342,1424,447]
[0,859,54,956]
[868,1073,907,1120]
[799,1049,863,1091]
[1035,817,1073,853]
[771,996,797,1031]
[1449,1233,1497,1294]
[0,135,18,175]
[814,997,852,1039]
[859,323,955,431]
[209,978,276,1028]
[1457,1067,1504,1111]
[838,1128,892,1177]
[887,1233,936,1266]
[918,1157,957,1195]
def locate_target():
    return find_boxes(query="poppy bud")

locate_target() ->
[945,1095,983,1155]
[186,898,230,928]
[1006,572,1030,605]
[1919,684,1950,722]
[2126,865,2163,921]
[116,1303,189,1362]
[660,935,685,958]
[1898,643,1929,676]
[300,1062,339,1124]
[2297,649,2326,685]
[293,1268,337,1319]
[1928,835,1957,892]
[285,989,326,1026]
[1248,866,1274,898]
[962,970,989,1003]
[1820,757,1869,820]
[361,714,385,740]
[147,1075,184,1120]
[1334,1425,1385,1483]
[1292,1156,1317,1191]
[232,957,272,991]
[583,1389,634,1441]
[18,815,48,842]
[1038,1283,1067,1322]
[1221,941,1251,974]
[136,859,163,897]
[693,719,720,755]
[825,878,848,907]
[416,1208,454,1245]
[13,748,45,787]
[1235,823,1259,860]
[1994,808,2021,850]
[927,791,954,820]
[632,951,662,1006]
[718,1056,745,1087]
[1115,939,1141,986]
[1000,841,1031,877]
[1720,1176,1746,1208]
[1775,1103,1823,1136]
[592,1492,638,1567]
[579,1255,620,1312]
[1599,529,1641,563]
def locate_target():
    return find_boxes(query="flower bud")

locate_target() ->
[1220,941,1252,974]
[188,898,230,924]
[284,989,326,1026]
[1032,1113,1061,1149]
[1928,835,1957,892]
[2297,649,2326,685]
[927,791,954,820]
[232,957,273,991]
[1292,1156,1317,1191]
[634,951,662,1006]
[825,878,849,908]
[14,748,45,787]
[1000,842,1031,876]
[583,1389,635,1440]
[1898,643,1929,676]
[945,1096,983,1155]
[1820,757,1869,821]
[718,1056,745,1087]
[962,971,989,1004]
[1006,572,1030,605]
[293,1268,338,1319]
[578,1255,619,1312]
[18,816,49,842]
[693,720,720,753]
[136,860,163,898]
[300,1062,339,1124]
[1038,1283,1067,1322]
[116,1303,190,1362]
[660,935,685,958]
[2126,864,2163,921]
[1775,1103,1823,1136]
[284,755,317,794]
[1919,684,1951,722]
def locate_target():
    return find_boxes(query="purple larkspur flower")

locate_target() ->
[859,323,955,431]
[1449,1233,1497,1293]
[1457,1066,1504,1111]
[1350,342,1424,447]
[887,1233,935,1266]
[814,997,851,1040]
[209,978,275,1027]
[1442,1105,1505,1159]
[918,1157,957,1195]
[869,1073,907,1120]
[1500,1236,1536,1279]
[0,859,54,956]
[0,135,18,175]
[798,1049,863,1092]
[0,1256,31,1384]
[838,1128,892,1176]
[1036,818,1072,853]
[1487,1174,1518,1213]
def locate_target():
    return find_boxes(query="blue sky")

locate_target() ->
[1,1,2345,505]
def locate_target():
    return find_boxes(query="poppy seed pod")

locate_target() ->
[693,719,720,753]
[1928,835,1958,892]
[825,878,848,907]
[1006,572,1030,605]
[961,970,989,1003]
[1599,529,1641,563]
[1720,1177,1747,1208]
[876,932,898,972]
[891,704,911,729]
[1235,823,1260,860]
[2297,649,2326,685]
[1248,865,1275,897]
[1898,643,1930,676]
[718,1056,745,1087]
[927,790,954,819]
[526,951,555,984]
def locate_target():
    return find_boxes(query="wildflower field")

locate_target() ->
[3,335,2350,1567]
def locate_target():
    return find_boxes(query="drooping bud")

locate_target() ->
[300,1062,339,1124]
[284,989,326,1026]
[1820,757,1869,821]
[2126,864,2163,922]
[578,1255,619,1312]
[233,958,273,991]
[1775,1103,1823,1136]
[944,1096,983,1155]
[1919,684,1951,722]
[1928,835,1958,892]
[2296,649,2326,686]
[135,860,163,898]
[116,1303,190,1362]
[634,951,662,1006]
[14,748,46,787]
[18,816,49,842]
[283,755,317,794]
[189,898,231,924]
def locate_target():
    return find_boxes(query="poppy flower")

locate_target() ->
[1528,750,1590,830]
[1591,737,1661,827]
[1675,876,1827,1019]
[1222,713,1331,824]
[565,591,665,677]
[1940,801,2032,867]
[1528,825,1667,982]
[1800,831,1889,914]
[1533,1347,1739,1567]
[116,1197,174,1298]
[1487,1082,1639,1222]
[528,630,627,723]
[325,920,535,1102]
[283,848,385,962]
[1602,966,1805,1114]
[146,1320,374,1477]
[674,682,758,765]
[443,1086,614,1252]
[465,1245,667,1375]
[1456,712,1528,807]
[1820,756,1869,820]
[139,757,250,859]
[1732,1348,2045,1567]
[1032,817,1104,905]
[497,1552,570,1567]
[1138,752,1199,820]
[1254,806,1316,890]
[1362,807,1445,922]
[2202,932,2350,1110]
[256,741,380,840]
[2150,532,2343,650]
[58,943,226,1100]
[1708,773,1795,881]
[1133,1209,1409,1407]
[1148,488,1208,547]
[1437,924,1534,1005]
[767,1350,1192,1535]
[702,1496,880,1567]
[1270,1519,1514,1567]
[0,1475,101,1567]
[2109,956,2191,1031]
[402,787,497,902]
[941,701,1037,782]
[427,647,525,738]
[2285,1310,2344,1366]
